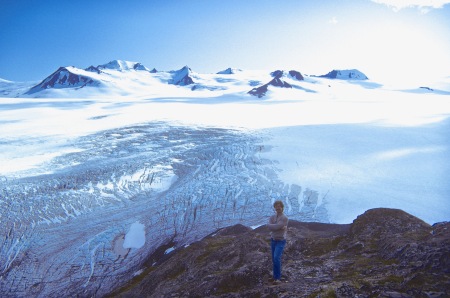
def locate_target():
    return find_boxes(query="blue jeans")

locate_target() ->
[271,239,286,280]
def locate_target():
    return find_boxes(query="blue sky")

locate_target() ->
[1,0,449,83]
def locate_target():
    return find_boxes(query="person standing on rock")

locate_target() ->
[267,200,288,283]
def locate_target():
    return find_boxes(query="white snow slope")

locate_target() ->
[1,61,449,296]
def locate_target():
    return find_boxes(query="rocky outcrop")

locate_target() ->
[26,60,153,94]
[26,67,98,94]
[317,69,368,80]
[109,208,449,297]
[170,66,195,86]
[85,65,102,74]
[97,60,150,72]
[248,70,304,98]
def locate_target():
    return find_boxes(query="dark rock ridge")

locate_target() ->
[420,86,434,91]
[85,65,102,74]
[317,69,368,80]
[248,70,304,98]
[288,70,304,81]
[26,67,98,94]
[108,208,449,298]
[132,63,148,71]
[26,60,154,94]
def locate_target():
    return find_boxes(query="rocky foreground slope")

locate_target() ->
[108,208,449,298]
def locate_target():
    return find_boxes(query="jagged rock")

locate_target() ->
[26,67,97,93]
[248,76,291,98]
[248,70,304,98]
[288,70,304,81]
[132,62,148,71]
[170,66,195,86]
[109,208,450,297]
[85,65,102,74]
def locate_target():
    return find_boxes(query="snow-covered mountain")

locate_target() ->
[169,65,195,86]
[97,60,150,72]
[26,66,103,94]
[4,61,450,100]
[317,69,369,80]
[217,67,242,74]
[2,60,382,99]
[248,69,305,98]
[7,60,450,100]
[25,60,155,95]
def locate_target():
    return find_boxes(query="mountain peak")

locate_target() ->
[85,65,101,74]
[249,69,304,98]
[270,70,304,81]
[26,66,99,94]
[217,68,241,75]
[170,66,194,86]
[97,60,149,72]
[318,69,368,80]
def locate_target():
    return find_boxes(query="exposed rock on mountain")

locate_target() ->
[317,69,368,80]
[9,60,382,98]
[248,70,304,98]
[97,60,150,72]
[26,60,155,94]
[85,65,102,74]
[110,208,449,298]
[170,66,195,86]
[26,61,146,94]
[26,67,100,94]
[288,70,304,81]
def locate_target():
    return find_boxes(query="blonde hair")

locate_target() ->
[273,200,284,210]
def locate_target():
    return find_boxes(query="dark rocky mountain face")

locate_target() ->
[249,70,304,98]
[289,70,304,81]
[26,67,97,94]
[108,208,449,298]
[85,65,102,74]
[175,75,194,86]
[170,66,195,86]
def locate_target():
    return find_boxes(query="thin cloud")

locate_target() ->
[371,0,450,12]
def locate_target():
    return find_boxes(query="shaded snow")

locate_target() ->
[123,222,146,249]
